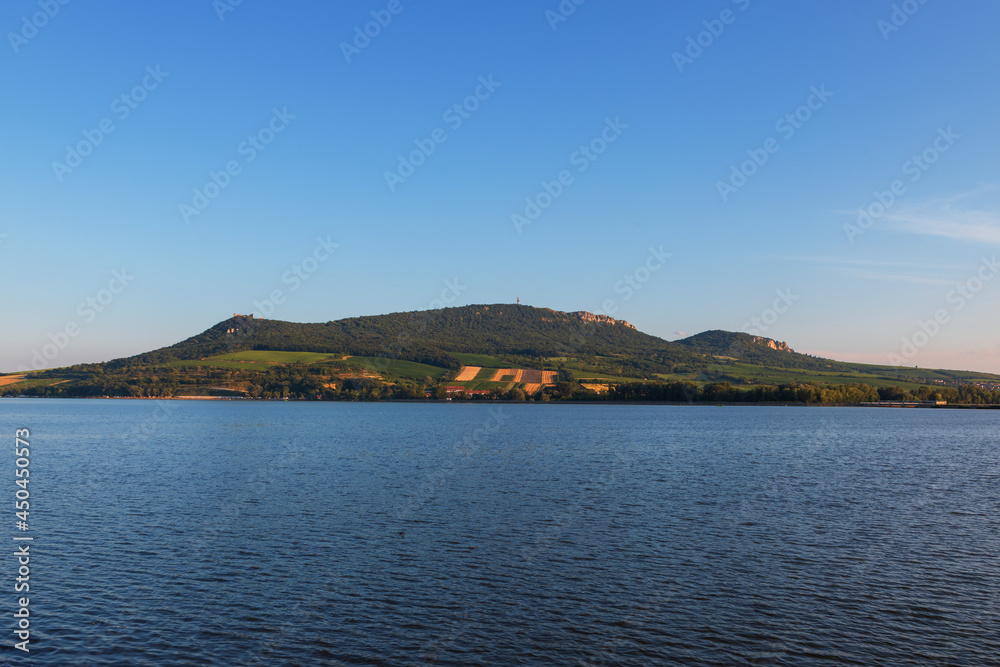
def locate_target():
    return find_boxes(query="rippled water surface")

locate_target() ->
[3,400,999,665]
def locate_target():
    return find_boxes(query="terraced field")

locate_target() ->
[447,365,560,394]
[491,369,524,382]
[455,366,481,381]
[519,369,540,384]
[0,375,26,387]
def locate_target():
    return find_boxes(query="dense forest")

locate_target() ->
[604,381,1000,405]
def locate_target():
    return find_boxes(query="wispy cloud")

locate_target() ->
[839,268,953,285]
[773,255,964,285]
[773,255,966,270]
[887,186,1000,245]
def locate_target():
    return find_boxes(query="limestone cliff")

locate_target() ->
[751,336,792,352]
[569,311,637,330]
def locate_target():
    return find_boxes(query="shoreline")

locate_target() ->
[2,396,999,408]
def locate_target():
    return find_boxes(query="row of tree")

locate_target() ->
[604,381,1000,405]
[6,363,1000,405]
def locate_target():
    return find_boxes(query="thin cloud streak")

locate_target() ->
[839,268,953,286]
[887,187,1000,245]
[773,256,968,285]
[772,256,967,271]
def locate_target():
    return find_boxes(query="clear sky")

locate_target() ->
[2,0,999,374]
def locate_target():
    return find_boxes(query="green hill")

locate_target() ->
[5,304,1000,403]
[675,330,835,370]
[675,329,1000,387]
[113,305,698,376]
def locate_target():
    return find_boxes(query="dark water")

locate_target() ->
[2,400,998,665]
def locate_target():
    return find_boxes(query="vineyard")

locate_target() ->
[446,366,559,395]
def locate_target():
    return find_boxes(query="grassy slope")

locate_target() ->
[170,351,448,381]
[336,357,449,380]
[213,351,341,363]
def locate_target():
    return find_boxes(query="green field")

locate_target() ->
[471,380,504,390]
[443,380,505,391]
[676,363,931,390]
[2,377,70,390]
[566,358,996,392]
[165,350,447,380]
[169,359,269,370]
[213,351,341,363]
[164,349,987,392]
[559,363,644,383]
[169,350,340,370]
[338,357,448,380]
[571,372,646,383]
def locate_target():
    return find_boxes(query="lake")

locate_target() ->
[2,399,998,665]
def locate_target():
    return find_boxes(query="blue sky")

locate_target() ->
[2,0,999,373]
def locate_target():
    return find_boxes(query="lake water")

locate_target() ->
[2,399,998,665]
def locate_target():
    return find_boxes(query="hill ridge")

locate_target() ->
[7,303,1000,402]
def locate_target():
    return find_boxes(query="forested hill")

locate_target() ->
[110,305,702,373]
[16,304,1000,399]
[100,304,972,381]
[675,330,855,372]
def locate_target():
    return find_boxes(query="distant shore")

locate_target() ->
[3,396,999,409]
